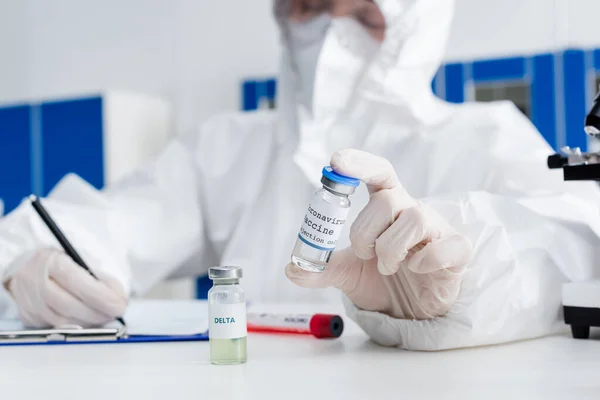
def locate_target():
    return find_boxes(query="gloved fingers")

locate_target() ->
[5,254,67,328]
[285,248,363,292]
[5,248,126,328]
[418,202,460,237]
[342,257,392,313]
[92,268,128,299]
[6,279,47,328]
[19,309,48,329]
[406,234,473,275]
[375,206,441,275]
[22,287,73,328]
[19,307,69,328]
[331,149,408,195]
[43,278,114,327]
[350,186,415,260]
[47,254,128,319]
[401,236,471,318]
[39,307,82,328]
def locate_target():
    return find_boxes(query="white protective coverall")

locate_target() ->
[1,0,600,350]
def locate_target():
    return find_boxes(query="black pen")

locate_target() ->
[29,195,127,327]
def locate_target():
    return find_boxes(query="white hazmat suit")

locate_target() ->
[2,0,600,350]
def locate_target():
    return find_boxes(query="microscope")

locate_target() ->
[548,88,600,339]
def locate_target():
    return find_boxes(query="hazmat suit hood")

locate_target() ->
[274,0,457,182]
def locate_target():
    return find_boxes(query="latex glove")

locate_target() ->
[4,248,128,328]
[286,149,473,319]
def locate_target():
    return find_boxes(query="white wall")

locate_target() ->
[0,2,28,100]
[446,0,558,61]
[5,1,600,122]
[446,0,600,62]
[565,1,600,48]
[0,0,280,132]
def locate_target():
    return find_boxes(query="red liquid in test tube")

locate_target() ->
[247,313,344,338]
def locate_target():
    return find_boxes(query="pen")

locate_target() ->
[247,312,343,338]
[29,195,127,327]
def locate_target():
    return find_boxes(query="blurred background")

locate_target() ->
[1,0,600,299]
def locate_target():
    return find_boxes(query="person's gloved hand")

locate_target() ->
[4,248,128,328]
[286,149,473,320]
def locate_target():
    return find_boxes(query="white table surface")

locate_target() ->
[1,302,600,400]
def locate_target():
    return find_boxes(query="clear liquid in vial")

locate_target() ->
[291,238,331,273]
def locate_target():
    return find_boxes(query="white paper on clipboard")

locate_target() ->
[0,300,209,336]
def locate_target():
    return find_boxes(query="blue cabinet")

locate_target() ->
[41,97,104,195]
[0,96,105,214]
[0,105,33,212]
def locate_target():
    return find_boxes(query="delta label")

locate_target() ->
[298,198,349,251]
[209,303,247,339]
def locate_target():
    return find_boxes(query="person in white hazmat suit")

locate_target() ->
[2,0,600,351]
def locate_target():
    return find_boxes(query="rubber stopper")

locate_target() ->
[309,314,344,338]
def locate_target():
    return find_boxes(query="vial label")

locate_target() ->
[298,199,350,251]
[209,303,247,339]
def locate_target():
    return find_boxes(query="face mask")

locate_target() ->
[287,13,331,112]
[310,16,382,121]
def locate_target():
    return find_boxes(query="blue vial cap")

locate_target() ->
[322,166,360,187]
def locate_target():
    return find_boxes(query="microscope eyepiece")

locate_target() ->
[585,90,600,137]
[548,154,568,169]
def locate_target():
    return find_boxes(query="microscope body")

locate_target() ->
[548,88,600,339]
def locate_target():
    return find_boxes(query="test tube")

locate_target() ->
[247,313,344,338]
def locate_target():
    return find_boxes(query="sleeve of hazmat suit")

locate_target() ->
[344,103,600,350]
[0,110,276,311]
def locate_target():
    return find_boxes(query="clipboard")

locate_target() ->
[0,300,209,346]
[0,326,208,346]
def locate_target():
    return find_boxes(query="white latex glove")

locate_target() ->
[4,248,128,328]
[286,149,473,319]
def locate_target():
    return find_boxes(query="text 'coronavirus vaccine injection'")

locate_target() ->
[291,166,359,273]
[208,266,247,365]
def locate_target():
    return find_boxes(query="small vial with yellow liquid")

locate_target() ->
[208,266,247,365]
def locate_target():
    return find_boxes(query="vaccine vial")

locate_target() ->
[208,266,247,365]
[291,166,359,272]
